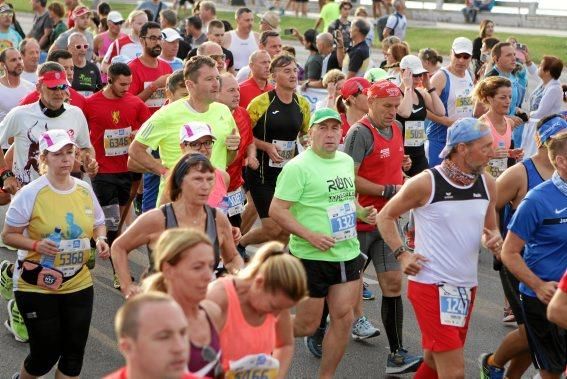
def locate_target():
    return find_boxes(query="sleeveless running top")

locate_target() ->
[523,158,545,193]
[208,169,228,209]
[146,204,220,269]
[189,306,221,377]
[396,89,428,176]
[228,30,258,71]
[411,167,490,287]
[219,277,276,372]
[484,116,513,178]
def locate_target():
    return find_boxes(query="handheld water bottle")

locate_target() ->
[41,227,62,268]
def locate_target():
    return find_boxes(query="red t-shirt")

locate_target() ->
[560,269,567,293]
[85,91,152,174]
[103,367,204,379]
[227,106,254,191]
[128,57,173,114]
[19,88,87,109]
[239,78,273,109]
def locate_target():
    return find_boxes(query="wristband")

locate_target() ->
[427,87,436,93]
[392,246,407,260]
[381,184,397,199]
[32,240,39,252]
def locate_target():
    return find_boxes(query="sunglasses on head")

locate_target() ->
[47,84,69,91]
[75,44,89,50]
[453,52,471,59]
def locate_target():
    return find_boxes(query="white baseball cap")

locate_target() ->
[39,129,76,153]
[179,122,215,143]
[107,11,124,24]
[400,55,428,75]
[452,37,473,55]
[162,28,183,42]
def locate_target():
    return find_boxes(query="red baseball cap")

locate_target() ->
[38,71,69,87]
[367,79,402,99]
[72,5,90,19]
[340,77,371,99]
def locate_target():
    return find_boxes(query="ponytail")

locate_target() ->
[336,95,347,114]
[142,273,167,293]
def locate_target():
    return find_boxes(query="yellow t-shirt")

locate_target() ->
[6,176,105,294]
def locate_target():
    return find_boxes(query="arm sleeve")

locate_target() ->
[135,113,165,150]
[246,94,268,128]
[385,15,397,29]
[274,161,305,202]
[530,85,563,120]
[343,125,372,165]
[507,196,540,242]
[5,187,35,227]
[526,62,537,76]
[85,182,105,227]
[72,110,92,148]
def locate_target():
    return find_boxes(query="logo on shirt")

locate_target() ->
[327,176,355,203]
[555,207,567,214]
[379,148,390,159]
[444,192,453,199]
[473,193,482,198]
[412,107,424,114]
[271,110,280,115]
[112,111,120,125]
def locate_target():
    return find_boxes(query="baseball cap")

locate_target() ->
[72,5,90,20]
[0,4,13,14]
[258,11,280,33]
[537,115,567,145]
[38,70,70,87]
[39,130,76,153]
[179,122,215,143]
[400,55,428,75]
[107,11,124,24]
[309,108,341,128]
[452,37,473,55]
[367,79,402,99]
[162,28,183,42]
[340,77,371,99]
[364,68,394,83]
[439,118,491,159]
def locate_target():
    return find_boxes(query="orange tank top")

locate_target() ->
[219,277,276,371]
[207,169,227,208]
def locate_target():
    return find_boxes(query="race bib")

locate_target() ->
[54,238,91,277]
[438,284,471,327]
[454,94,473,119]
[327,201,357,242]
[78,90,93,97]
[225,354,279,379]
[269,140,296,168]
[143,82,167,108]
[404,121,426,147]
[486,158,507,178]
[104,127,132,156]
[226,187,245,217]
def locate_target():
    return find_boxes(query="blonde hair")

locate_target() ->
[239,242,308,302]
[114,292,176,339]
[381,36,401,51]
[322,69,345,88]
[142,228,212,293]
[127,10,147,24]
[473,76,511,104]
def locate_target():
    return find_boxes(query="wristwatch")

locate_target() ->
[392,246,408,260]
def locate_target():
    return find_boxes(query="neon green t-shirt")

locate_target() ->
[135,98,237,200]
[320,2,340,32]
[274,148,360,262]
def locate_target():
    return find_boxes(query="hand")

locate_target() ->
[266,144,284,164]
[247,156,260,170]
[523,47,532,65]
[96,239,110,259]
[402,155,412,171]
[36,239,60,255]
[225,128,240,151]
[122,282,142,299]
[482,227,503,259]
[3,176,20,194]
[335,30,344,45]
[327,81,337,97]
[401,69,413,90]
[534,280,558,304]
[231,226,242,245]
[152,74,169,90]
[300,82,308,92]
[83,153,99,177]
[357,205,377,225]
[291,28,300,38]
[400,252,428,276]
[307,232,335,251]
[509,148,524,161]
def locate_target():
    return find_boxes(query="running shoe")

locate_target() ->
[0,260,14,301]
[362,281,375,300]
[304,327,325,359]
[113,274,121,290]
[5,299,28,343]
[479,353,504,379]
[502,306,516,324]
[352,316,380,341]
[11,373,19,379]
[385,348,423,375]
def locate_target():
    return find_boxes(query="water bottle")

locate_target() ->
[41,227,62,268]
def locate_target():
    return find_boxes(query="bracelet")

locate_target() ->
[32,240,39,251]
[381,184,397,199]
[392,246,407,260]
[427,87,436,94]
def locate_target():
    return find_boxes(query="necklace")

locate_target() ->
[440,159,477,186]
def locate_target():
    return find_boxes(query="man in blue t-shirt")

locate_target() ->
[502,125,567,378]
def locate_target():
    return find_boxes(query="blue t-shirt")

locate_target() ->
[508,179,567,297]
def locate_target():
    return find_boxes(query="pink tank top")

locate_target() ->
[98,31,125,83]
[484,116,513,149]
[219,278,276,371]
[207,169,227,208]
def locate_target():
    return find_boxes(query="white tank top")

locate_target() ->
[410,167,489,288]
[443,67,474,120]
[228,30,258,71]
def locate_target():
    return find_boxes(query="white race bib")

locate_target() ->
[104,127,132,156]
[225,187,246,217]
[225,354,279,379]
[327,201,357,242]
[404,121,426,147]
[438,284,472,327]
[486,158,507,178]
[454,93,473,119]
[269,140,296,168]
[54,238,91,277]
[143,82,167,108]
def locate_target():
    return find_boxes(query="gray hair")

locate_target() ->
[67,32,87,47]
[197,41,222,56]
[316,32,333,47]
[249,49,270,65]
[38,61,65,76]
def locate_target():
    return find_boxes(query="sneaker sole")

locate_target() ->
[385,358,423,375]
[303,337,322,359]
[6,300,28,343]
[352,329,381,341]
[362,295,375,301]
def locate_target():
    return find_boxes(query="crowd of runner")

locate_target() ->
[0,0,565,378]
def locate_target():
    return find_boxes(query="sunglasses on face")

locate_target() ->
[454,52,471,59]
[412,73,423,78]
[75,44,89,50]
[110,20,124,25]
[47,84,69,91]
[143,35,163,42]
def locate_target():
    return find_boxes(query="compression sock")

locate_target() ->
[414,362,438,379]
[382,295,404,353]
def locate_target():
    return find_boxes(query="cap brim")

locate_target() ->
[310,116,342,128]
[42,79,70,87]
[165,36,183,42]
[45,141,76,153]
[181,133,215,143]
[109,18,124,23]
[453,48,472,55]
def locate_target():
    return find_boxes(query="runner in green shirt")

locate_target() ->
[270,107,376,379]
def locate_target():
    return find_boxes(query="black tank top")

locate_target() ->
[396,89,427,156]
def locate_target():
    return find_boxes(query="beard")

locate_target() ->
[148,47,162,58]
